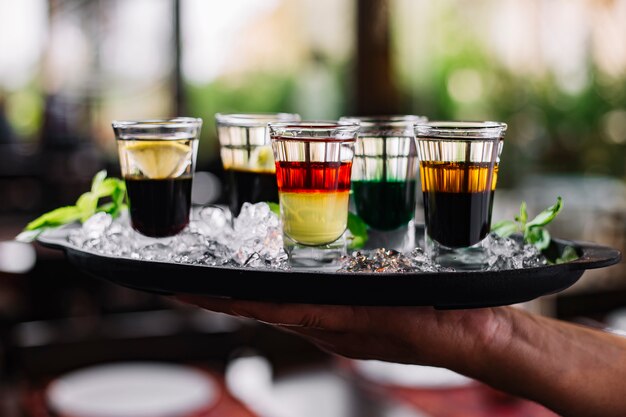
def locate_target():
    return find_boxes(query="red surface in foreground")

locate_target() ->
[384,384,559,417]
[22,362,559,417]
[339,358,559,417]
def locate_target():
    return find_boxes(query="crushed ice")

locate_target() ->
[338,235,546,273]
[68,203,289,269]
[67,203,547,272]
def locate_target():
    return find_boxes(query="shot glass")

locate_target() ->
[113,117,202,238]
[269,121,359,268]
[215,113,301,218]
[340,115,427,251]
[414,121,506,270]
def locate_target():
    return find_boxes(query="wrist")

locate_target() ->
[426,307,515,379]
[445,306,518,378]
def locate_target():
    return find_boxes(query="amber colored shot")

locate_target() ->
[420,161,498,248]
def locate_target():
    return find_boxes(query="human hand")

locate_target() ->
[176,296,512,373]
[176,296,626,417]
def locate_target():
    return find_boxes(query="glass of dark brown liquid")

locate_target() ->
[113,118,202,237]
[415,121,506,270]
[215,113,301,219]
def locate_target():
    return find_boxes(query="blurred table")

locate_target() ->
[21,367,258,417]
[373,383,558,417]
[338,358,559,417]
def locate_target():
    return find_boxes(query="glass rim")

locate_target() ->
[268,120,360,142]
[111,117,202,129]
[215,112,301,127]
[268,120,359,129]
[340,114,428,127]
[415,120,507,139]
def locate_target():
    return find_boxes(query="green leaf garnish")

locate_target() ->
[491,196,576,262]
[525,227,551,251]
[24,206,83,231]
[555,245,579,264]
[346,212,368,249]
[525,197,563,229]
[18,170,128,242]
[516,201,528,224]
[491,219,518,238]
[267,202,280,217]
[492,197,562,241]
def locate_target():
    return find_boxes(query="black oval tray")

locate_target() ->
[36,226,622,309]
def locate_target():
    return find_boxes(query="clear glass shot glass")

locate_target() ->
[414,121,506,270]
[269,121,359,268]
[113,117,202,238]
[215,113,301,218]
[340,115,428,251]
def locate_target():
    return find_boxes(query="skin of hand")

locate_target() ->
[176,296,506,369]
[176,296,626,417]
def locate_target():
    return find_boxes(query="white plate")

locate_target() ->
[46,362,219,417]
[352,360,473,389]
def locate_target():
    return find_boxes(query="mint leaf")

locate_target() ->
[93,177,121,198]
[91,169,107,192]
[515,201,528,226]
[76,192,99,222]
[491,196,576,262]
[526,196,563,229]
[555,245,578,264]
[525,227,551,250]
[20,171,128,241]
[347,212,368,249]
[491,219,518,238]
[267,202,280,217]
[25,206,82,231]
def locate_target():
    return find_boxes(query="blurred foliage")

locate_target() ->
[405,56,626,189]
[3,86,44,141]
[185,55,626,188]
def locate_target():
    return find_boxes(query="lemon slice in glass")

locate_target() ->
[125,141,192,179]
[249,145,275,172]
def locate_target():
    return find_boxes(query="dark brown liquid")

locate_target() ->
[125,176,192,237]
[420,161,497,248]
[225,169,278,217]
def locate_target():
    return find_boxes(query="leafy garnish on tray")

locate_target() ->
[16,170,127,243]
[346,212,368,249]
[491,196,578,263]
[266,201,369,249]
[267,201,280,217]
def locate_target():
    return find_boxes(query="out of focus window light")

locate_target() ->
[0,0,47,90]
[592,0,626,79]
[182,0,280,84]
[101,0,171,85]
[94,0,172,153]
[44,6,91,93]
[0,0,47,140]
[181,0,353,166]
